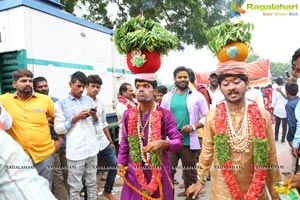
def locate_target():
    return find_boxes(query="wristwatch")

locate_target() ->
[191,124,196,131]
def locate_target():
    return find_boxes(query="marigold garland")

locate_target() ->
[127,106,163,200]
[214,101,270,200]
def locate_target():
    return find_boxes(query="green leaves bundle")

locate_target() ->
[206,20,254,54]
[114,16,178,55]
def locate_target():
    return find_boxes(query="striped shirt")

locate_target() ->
[0,130,55,200]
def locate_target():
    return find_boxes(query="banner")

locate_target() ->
[196,60,270,86]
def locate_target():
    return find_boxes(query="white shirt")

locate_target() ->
[246,89,264,108]
[271,86,287,118]
[116,103,127,128]
[116,102,127,144]
[93,97,110,151]
[207,86,225,109]
[0,104,12,130]
[116,98,137,144]
[297,78,300,97]
[54,95,100,160]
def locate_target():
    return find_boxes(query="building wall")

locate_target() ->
[0,3,134,114]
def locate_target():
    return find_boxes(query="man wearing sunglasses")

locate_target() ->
[289,48,300,176]
[290,48,300,97]
[279,49,300,102]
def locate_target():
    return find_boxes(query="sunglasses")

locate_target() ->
[292,65,300,72]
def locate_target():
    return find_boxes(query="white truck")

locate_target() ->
[0,0,135,142]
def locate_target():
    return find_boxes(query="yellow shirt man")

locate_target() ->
[0,92,55,163]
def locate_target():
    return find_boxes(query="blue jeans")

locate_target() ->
[98,144,117,193]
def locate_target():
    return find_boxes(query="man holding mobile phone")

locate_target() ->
[289,48,300,97]
[286,70,291,78]
[277,49,300,100]
[54,71,99,199]
[289,49,300,174]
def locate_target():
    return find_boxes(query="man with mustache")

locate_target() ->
[0,69,61,189]
[117,74,183,199]
[116,82,137,144]
[207,71,224,109]
[33,76,59,102]
[288,48,300,97]
[161,66,209,198]
[33,76,69,200]
[188,61,281,199]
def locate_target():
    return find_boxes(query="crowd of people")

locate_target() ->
[1,48,300,200]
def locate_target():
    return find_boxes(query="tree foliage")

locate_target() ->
[270,62,290,80]
[61,0,77,13]
[245,53,260,63]
[61,0,245,50]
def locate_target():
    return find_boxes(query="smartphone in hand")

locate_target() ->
[285,70,290,78]
[90,108,97,112]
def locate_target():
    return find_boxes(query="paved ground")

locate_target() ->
[96,126,292,200]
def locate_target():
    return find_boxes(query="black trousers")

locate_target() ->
[274,115,287,141]
[168,146,198,191]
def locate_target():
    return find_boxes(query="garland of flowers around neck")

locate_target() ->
[127,103,163,199]
[214,101,270,200]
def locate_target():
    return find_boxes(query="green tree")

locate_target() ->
[245,53,260,63]
[270,62,290,80]
[61,0,245,49]
[61,0,77,13]
[156,78,173,90]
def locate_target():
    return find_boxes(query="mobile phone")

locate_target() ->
[285,70,290,78]
[90,108,96,112]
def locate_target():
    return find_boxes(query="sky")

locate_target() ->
[76,0,300,85]
[157,0,300,84]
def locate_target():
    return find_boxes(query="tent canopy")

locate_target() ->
[196,60,270,86]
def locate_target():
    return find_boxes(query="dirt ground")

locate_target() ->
[95,172,123,200]
[94,132,292,200]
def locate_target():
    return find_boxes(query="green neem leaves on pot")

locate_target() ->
[113,16,178,55]
[206,20,254,55]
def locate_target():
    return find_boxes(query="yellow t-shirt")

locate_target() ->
[0,93,55,163]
